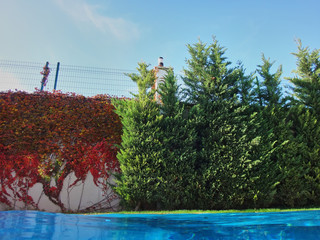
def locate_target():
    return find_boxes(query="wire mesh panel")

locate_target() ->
[0,60,51,93]
[0,60,138,97]
[55,64,138,97]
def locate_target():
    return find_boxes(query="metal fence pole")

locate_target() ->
[54,62,60,91]
[40,61,49,91]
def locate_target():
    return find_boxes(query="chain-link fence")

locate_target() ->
[0,60,138,97]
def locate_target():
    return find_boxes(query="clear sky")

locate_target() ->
[1,0,320,91]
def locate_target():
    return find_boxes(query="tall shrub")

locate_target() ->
[251,55,291,207]
[183,38,258,209]
[284,41,320,206]
[113,63,164,210]
[157,69,198,209]
[288,39,320,115]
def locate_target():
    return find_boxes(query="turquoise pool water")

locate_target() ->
[1,210,320,239]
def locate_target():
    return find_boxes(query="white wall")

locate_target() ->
[0,172,120,212]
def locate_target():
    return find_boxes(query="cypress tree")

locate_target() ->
[157,69,198,209]
[183,38,257,209]
[256,54,283,106]
[251,55,289,207]
[112,63,163,210]
[284,41,320,207]
[236,63,255,106]
[287,39,320,115]
[276,105,318,207]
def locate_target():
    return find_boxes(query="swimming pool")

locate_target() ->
[0,210,320,239]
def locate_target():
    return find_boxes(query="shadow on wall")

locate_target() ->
[0,172,120,213]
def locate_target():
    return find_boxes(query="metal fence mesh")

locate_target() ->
[0,60,138,97]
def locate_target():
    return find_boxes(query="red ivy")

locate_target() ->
[0,146,40,208]
[0,91,122,211]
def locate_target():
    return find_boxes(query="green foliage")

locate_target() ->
[235,63,255,106]
[256,54,283,106]
[113,63,163,210]
[114,98,162,210]
[277,105,320,207]
[114,37,320,211]
[287,40,320,115]
[183,37,259,209]
[183,37,237,104]
[277,41,320,207]
[158,69,180,116]
[157,70,198,209]
[249,56,288,208]
[126,62,156,99]
[114,66,198,210]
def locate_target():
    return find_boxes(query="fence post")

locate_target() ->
[54,62,60,91]
[40,62,50,91]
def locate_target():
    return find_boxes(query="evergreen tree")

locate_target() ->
[183,38,258,209]
[157,69,198,209]
[287,40,320,115]
[112,63,163,210]
[284,41,320,207]
[256,54,283,106]
[293,107,320,206]
[112,38,320,210]
[250,55,286,207]
[235,63,255,106]
[113,64,199,210]
[253,77,263,107]
[183,38,240,104]
[252,54,309,208]
[275,105,319,207]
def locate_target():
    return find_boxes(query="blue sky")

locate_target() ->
[1,0,320,92]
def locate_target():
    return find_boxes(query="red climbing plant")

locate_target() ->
[0,91,122,211]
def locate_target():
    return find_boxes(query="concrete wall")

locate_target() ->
[0,172,120,212]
